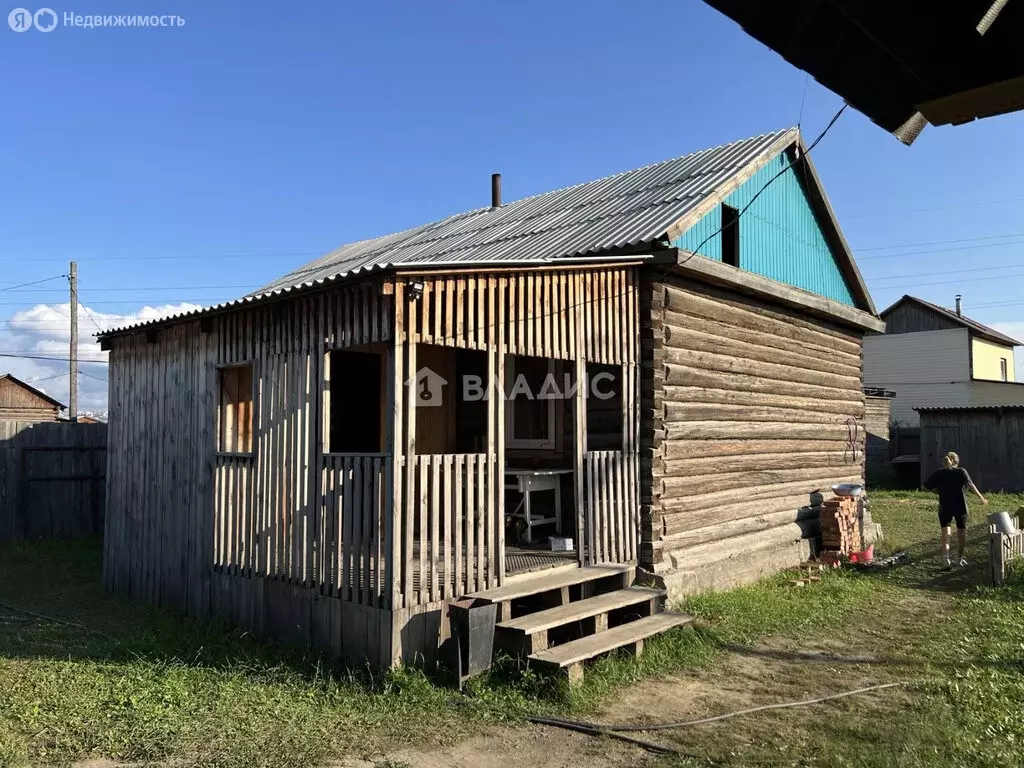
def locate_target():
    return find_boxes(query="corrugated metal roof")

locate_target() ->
[915,404,1024,413]
[100,128,795,337]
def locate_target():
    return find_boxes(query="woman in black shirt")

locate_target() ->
[923,451,988,568]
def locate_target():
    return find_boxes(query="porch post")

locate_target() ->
[386,280,405,609]
[495,277,507,584]
[573,273,588,566]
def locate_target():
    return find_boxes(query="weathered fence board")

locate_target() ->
[0,420,107,541]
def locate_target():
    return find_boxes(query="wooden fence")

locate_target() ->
[989,526,1024,586]
[584,450,636,565]
[0,420,107,541]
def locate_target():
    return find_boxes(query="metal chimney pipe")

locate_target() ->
[491,173,501,208]
[955,294,962,317]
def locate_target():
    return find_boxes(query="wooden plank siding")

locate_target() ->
[639,275,866,586]
[104,280,397,666]
[103,264,642,668]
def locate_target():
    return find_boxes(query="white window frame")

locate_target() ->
[1001,357,1009,382]
[506,356,557,451]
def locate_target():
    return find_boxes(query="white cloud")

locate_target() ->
[2,302,202,415]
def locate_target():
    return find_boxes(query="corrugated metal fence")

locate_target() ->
[0,420,107,541]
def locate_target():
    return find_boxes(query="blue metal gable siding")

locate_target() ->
[673,153,856,306]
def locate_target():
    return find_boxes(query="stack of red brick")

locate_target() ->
[820,496,862,555]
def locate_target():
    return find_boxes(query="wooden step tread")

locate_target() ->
[529,612,694,668]
[497,586,664,635]
[465,564,632,603]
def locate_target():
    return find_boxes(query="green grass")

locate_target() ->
[1,491,1023,767]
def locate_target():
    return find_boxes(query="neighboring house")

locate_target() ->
[97,128,882,670]
[864,295,1023,426]
[0,374,63,422]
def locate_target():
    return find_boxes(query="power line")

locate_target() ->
[0,284,259,293]
[868,261,1024,282]
[0,251,323,263]
[846,195,1024,219]
[80,371,108,382]
[0,352,108,364]
[855,231,1024,252]
[28,371,70,384]
[856,238,1024,261]
[0,275,68,292]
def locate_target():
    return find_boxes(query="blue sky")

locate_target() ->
[3,0,1024,411]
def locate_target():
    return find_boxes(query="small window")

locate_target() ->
[328,350,383,453]
[218,364,254,453]
[1001,358,1009,382]
[507,355,556,450]
[721,203,740,267]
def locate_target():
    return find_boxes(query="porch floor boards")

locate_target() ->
[464,563,632,603]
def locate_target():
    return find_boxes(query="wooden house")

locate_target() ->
[99,128,883,670]
[864,295,1023,426]
[0,373,63,422]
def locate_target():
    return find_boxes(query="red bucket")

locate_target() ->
[849,545,874,564]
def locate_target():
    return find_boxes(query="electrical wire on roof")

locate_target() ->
[678,102,848,267]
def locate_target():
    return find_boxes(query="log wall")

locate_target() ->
[640,275,866,591]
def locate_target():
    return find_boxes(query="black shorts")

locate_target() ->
[939,508,967,530]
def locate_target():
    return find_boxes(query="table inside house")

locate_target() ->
[504,468,571,544]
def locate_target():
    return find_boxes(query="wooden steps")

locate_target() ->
[529,612,695,683]
[464,563,695,684]
[465,563,632,621]
[496,585,665,654]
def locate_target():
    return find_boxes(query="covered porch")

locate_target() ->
[316,264,642,618]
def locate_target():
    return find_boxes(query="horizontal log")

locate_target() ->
[665,420,856,441]
[664,451,857,477]
[662,385,863,416]
[664,520,810,572]
[664,505,820,547]
[661,308,862,366]
[664,366,863,403]
[663,438,853,460]
[665,403,862,425]
[663,322,861,379]
[664,347,860,392]
[662,493,818,536]
[662,465,862,499]
[662,282,862,356]
[660,473,863,514]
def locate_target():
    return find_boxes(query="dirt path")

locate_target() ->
[344,591,942,768]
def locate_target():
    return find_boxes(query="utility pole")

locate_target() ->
[69,260,78,422]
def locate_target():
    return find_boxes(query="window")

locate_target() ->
[218,364,254,453]
[1001,357,1009,382]
[507,355,557,450]
[721,203,740,267]
[328,350,383,453]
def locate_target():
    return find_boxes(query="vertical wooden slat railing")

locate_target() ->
[583,450,636,565]
[397,453,490,606]
[213,455,255,575]
[319,454,387,606]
